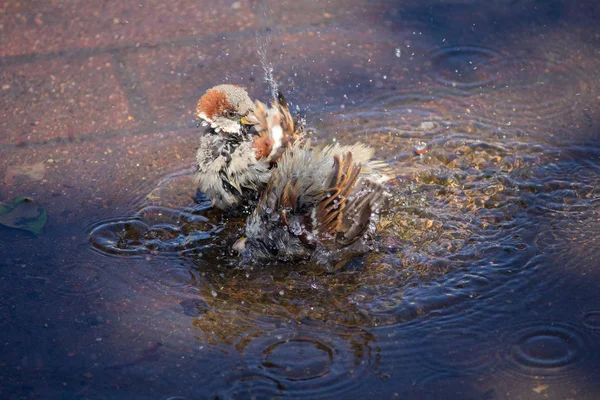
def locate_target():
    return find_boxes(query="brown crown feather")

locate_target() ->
[196,88,233,120]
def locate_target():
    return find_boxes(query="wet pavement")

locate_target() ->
[1,0,600,399]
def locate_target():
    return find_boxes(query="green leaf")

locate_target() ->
[0,197,48,236]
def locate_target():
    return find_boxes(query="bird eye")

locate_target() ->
[225,110,236,119]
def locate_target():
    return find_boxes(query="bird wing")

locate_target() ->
[249,92,303,163]
[337,179,386,246]
[272,91,300,146]
[248,100,273,160]
[313,152,362,241]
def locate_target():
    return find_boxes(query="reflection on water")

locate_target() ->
[3,0,600,398]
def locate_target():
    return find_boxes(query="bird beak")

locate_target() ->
[240,116,254,125]
[232,237,247,253]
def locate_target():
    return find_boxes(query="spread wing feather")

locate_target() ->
[338,179,385,245]
[314,152,362,238]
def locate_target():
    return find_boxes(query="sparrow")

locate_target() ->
[232,139,395,264]
[194,84,303,210]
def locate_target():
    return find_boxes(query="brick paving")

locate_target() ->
[0,129,197,224]
[1,56,137,145]
[1,0,599,228]
[0,0,403,226]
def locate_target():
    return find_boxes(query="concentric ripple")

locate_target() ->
[502,322,588,381]
[262,338,333,381]
[149,262,197,291]
[47,262,105,299]
[218,327,375,399]
[89,207,220,257]
[428,45,503,89]
[89,219,151,256]
[581,310,600,332]
[89,162,224,259]
[422,327,499,373]
[470,56,591,136]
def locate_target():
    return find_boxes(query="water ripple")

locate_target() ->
[421,327,499,374]
[218,327,376,399]
[581,310,600,332]
[501,322,588,382]
[89,207,220,257]
[47,261,105,299]
[467,56,592,138]
[428,45,504,89]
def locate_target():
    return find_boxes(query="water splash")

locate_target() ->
[256,32,279,100]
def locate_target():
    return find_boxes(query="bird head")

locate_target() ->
[196,84,255,134]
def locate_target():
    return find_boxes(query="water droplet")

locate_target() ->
[415,142,428,155]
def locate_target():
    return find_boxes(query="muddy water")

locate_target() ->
[3,1,600,399]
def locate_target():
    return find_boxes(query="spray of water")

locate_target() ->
[256,32,279,101]
[251,0,281,101]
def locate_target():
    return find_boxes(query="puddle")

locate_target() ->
[3,0,600,399]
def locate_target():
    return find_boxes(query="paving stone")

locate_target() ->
[0,129,199,226]
[0,55,137,145]
[0,0,259,58]
[0,0,395,59]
